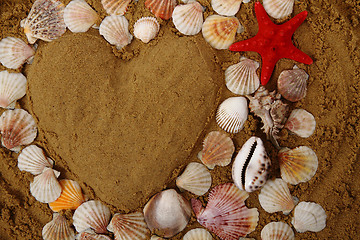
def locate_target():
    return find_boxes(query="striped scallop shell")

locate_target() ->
[172,1,204,35]
[20,0,66,44]
[277,65,308,102]
[263,0,295,19]
[150,236,164,240]
[211,0,242,16]
[49,179,86,212]
[291,202,326,233]
[145,0,177,20]
[261,222,295,240]
[0,109,37,152]
[30,167,62,203]
[133,17,160,43]
[76,229,112,240]
[176,162,212,196]
[107,212,149,240]
[225,57,260,95]
[285,109,316,138]
[73,200,111,234]
[64,0,99,33]
[101,0,132,15]
[0,37,35,69]
[183,228,213,240]
[99,15,133,50]
[18,145,54,175]
[42,213,75,240]
[216,97,248,133]
[0,70,27,109]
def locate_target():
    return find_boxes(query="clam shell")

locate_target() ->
[0,70,27,109]
[291,202,327,233]
[172,1,204,35]
[216,97,248,134]
[145,0,177,20]
[42,213,76,240]
[21,0,66,44]
[73,200,111,234]
[211,0,242,16]
[225,57,260,95]
[0,109,37,152]
[261,222,295,240]
[285,109,316,138]
[101,0,132,15]
[277,65,308,102]
[133,17,160,43]
[143,189,191,238]
[232,136,271,192]
[18,145,54,175]
[107,212,149,240]
[64,0,99,33]
[76,229,112,240]
[183,228,213,240]
[263,0,295,19]
[0,37,35,69]
[30,167,62,203]
[99,15,133,50]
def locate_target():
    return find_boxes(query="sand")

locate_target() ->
[0,0,359,239]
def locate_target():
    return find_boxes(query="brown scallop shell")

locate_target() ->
[277,65,309,102]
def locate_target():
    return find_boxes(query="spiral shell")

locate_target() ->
[172,1,204,35]
[99,15,133,50]
[0,37,35,69]
[285,109,316,138]
[261,222,295,240]
[133,17,160,43]
[291,202,327,233]
[211,0,242,16]
[64,0,99,33]
[263,0,295,19]
[42,213,75,240]
[277,65,308,102]
[101,0,132,15]
[216,97,248,134]
[107,212,149,240]
[145,0,177,20]
[0,70,27,109]
[30,167,62,203]
[18,145,54,175]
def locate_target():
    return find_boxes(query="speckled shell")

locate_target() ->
[292,202,327,233]
[42,213,75,240]
[183,228,213,240]
[0,70,27,109]
[30,167,62,203]
[261,222,295,240]
[64,0,99,33]
[99,15,133,50]
[285,109,316,138]
[263,0,295,19]
[172,1,204,35]
[232,136,271,192]
[101,0,132,15]
[211,0,242,16]
[145,0,177,20]
[107,212,149,240]
[0,37,35,69]
[277,65,308,102]
[133,17,160,43]
[18,145,54,175]
[76,229,112,240]
[216,97,248,133]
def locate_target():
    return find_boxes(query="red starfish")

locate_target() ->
[229,2,313,85]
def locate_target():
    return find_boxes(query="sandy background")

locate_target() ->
[0,0,359,239]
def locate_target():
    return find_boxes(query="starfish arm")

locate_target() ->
[229,36,260,53]
[282,44,313,64]
[282,11,308,36]
[260,55,279,85]
[254,2,276,32]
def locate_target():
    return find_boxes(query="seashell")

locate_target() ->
[261,222,295,240]
[172,1,204,35]
[285,109,316,138]
[277,65,308,102]
[0,70,27,109]
[107,212,149,240]
[0,109,37,152]
[198,131,235,169]
[263,0,295,19]
[49,179,86,212]
[145,0,177,20]
[291,202,326,233]
[225,56,260,95]
[211,0,242,16]
[258,178,298,215]
[216,97,248,134]
[20,0,66,44]
[73,200,111,234]
[42,213,76,240]
[202,15,242,50]
[76,229,112,240]
[101,0,132,15]
[150,236,164,240]
[18,145,54,175]
[183,228,213,240]
[0,37,35,69]
[30,167,62,203]
[133,17,160,43]
[176,162,212,196]
[99,15,133,50]
[278,146,318,185]
[64,0,99,33]
[191,183,259,239]
[143,189,191,238]
[232,136,271,192]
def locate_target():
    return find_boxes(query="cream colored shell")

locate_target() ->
[99,15,133,50]
[42,213,75,240]
[172,1,204,35]
[107,212,149,240]
[18,145,54,175]
[0,37,35,69]
[183,228,213,240]
[211,0,242,16]
[292,201,327,233]
[133,17,160,43]
[285,108,316,138]
[101,0,132,15]
[261,222,295,240]
[263,0,295,19]
[64,0,99,33]
[30,167,62,203]
[0,70,27,109]
[176,162,212,195]
[216,97,248,133]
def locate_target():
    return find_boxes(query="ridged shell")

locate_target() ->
[20,0,66,44]
[145,0,177,20]
[133,17,160,43]
[0,70,27,109]
[191,183,259,239]
[42,213,75,240]
[216,97,248,134]
[261,222,295,240]
[258,178,298,214]
[183,228,213,240]
[30,167,62,203]
[0,37,35,69]
[64,0,99,33]
[202,15,241,50]
[150,236,164,240]
[277,65,308,102]
[76,229,112,240]
[49,179,86,212]
[285,109,316,138]
[211,0,242,16]
[101,0,132,15]
[107,212,149,240]
[225,57,260,95]
[99,15,133,50]
[0,109,37,152]
[172,1,204,35]
[18,145,54,175]
[291,202,327,233]
[263,0,295,19]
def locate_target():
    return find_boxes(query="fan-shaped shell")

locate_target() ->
[42,213,75,240]
[0,37,35,69]
[277,65,308,102]
[76,229,112,240]
[101,0,132,15]
[285,109,316,138]
[145,0,177,20]
[291,202,327,233]
[99,15,133,50]
[150,236,164,240]
[211,0,242,16]
[172,1,204,35]
[263,0,295,19]
[216,97,248,133]
[261,222,295,240]
[0,70,27,109]
[30,167,62,203]
[133,17,160,43]
[107,212,149,240]
[20,0,66,44]
[64,0,99,33]
[18,145,54,175]
[183,228,213,240]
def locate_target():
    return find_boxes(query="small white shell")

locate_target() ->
[211,0,242,16]
[76,229,112,240]
[291,202,327,233]
[183,228,213,240]
[263,0,295,19]
[172,1,204,35]
[42,213,75,240]
[18,145,54,175]
[133,17,160,43]
[216,97,248,134]
[99,15,133,50]
[101,0,132,15]
[285,109,316,138]
[107,212,149,240]
[0,70,27,109]
[30,167,61,203]
[64,0,99,33]
[0,37,35,69]
[261,222,295,240]
[277,65,308,102]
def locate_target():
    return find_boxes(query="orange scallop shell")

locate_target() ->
[49,179,85,212]
[145,0,177,20]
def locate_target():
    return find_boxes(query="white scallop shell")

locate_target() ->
[261,222,295,240]
[183,228,213,240]
[211,0,242,16]
[150,236,164,240]
[99,15,133,50]
[176,162,212,196]
[64,0,99,33]
[101,0,132,15]
[0,70,27,109]
[73,200,111,234]
[263,0,295,19]
[30,167,61,203]
[42,213,75,240]
[133,17,160,43]
[18,145,54,175]
[0,37,35,69]
[285,109,316,138]
[216,97,248,133]
[107,212,149,240]
[225,57,260,95]
[172,1,204,35]
[291,202,327,233]
[76,229,112,240]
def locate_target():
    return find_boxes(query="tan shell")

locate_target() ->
[76,229,112,240]
[261,222,295,240]
[101,0,132,15]
[64,0,99,33]
[292,202,327,233]
[285,109,316,138]
[0,70,27,109]
[107,212,149,240]
[211,0,242,16]
[216,97,248,133]
[99,15,133,50]
[30,167,62,203]
[263,0,295,19]
[277,65,309,102]
[0,37,35,69]
[18,145,54,175]
[183,228,213,240]
[172,1,204,35]
[176,162,212,195]
[42,213,75,240]
[133,17,160,43]
[145,0,177,20]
